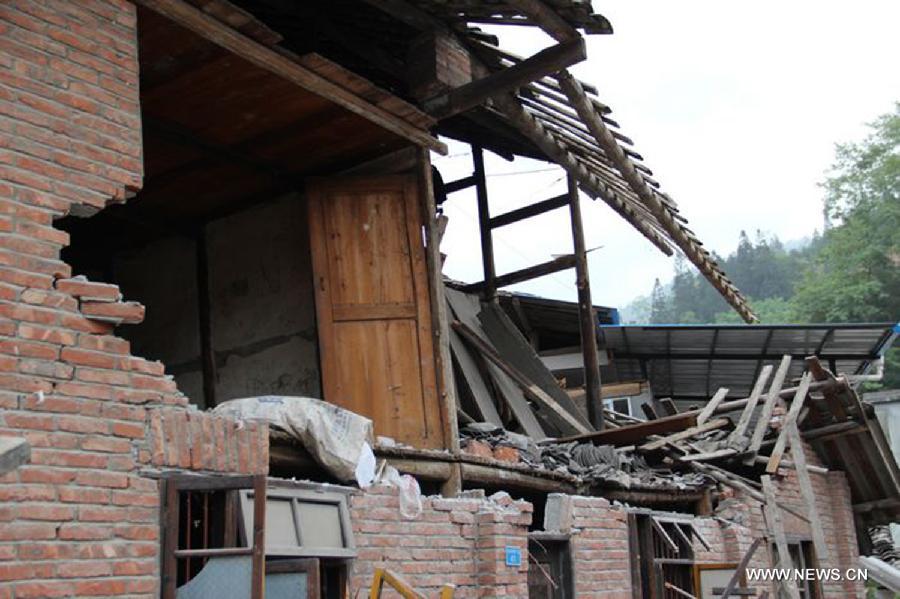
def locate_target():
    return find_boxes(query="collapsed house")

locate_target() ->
[1,0,898,598]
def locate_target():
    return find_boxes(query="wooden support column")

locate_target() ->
[472,146,496,301]
[568,176,603,430]
[417,148,462,485]
[196,228,217,408]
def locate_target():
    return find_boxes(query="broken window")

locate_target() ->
[527,533,574,599]
[631,513,710,599]
[160,474,267,598]
[770,540,821,599]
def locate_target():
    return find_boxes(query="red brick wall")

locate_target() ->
[0,2,268,597]
[349,486,531,598]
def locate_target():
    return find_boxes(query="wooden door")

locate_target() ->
[307,176,445,449]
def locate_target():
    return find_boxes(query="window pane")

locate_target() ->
[266,499,300,548]
[296,502,343,548]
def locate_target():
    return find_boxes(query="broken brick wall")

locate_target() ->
[0,1,268,597]
[349,485,531,598]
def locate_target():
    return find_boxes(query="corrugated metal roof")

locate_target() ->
[600,323,899,400]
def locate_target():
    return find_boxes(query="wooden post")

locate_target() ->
[762,475,802,599]
[568,176,603,430]
[196,228,218,408]
[417,147,461,471]
[472,146,496,301]
[250,475,266,599]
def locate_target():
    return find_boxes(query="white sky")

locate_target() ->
[432,0,900,310]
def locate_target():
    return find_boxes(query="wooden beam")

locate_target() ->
[555,411,699,445]
[639,418,730,453]
[696,388,728,426]
[250,475,266,599]
[489,92,676,256]
[134,0,446,153]
[569,176,603,430]
[424,39,586,118]
[557,70,757,323]
[0,436,30,476]
[744,356,791,465]
[717,538,762,599]
[443,174,477,194]
[489,192,569,229]
[728,364,773,446]
[452,320,591,435]
[766,372,812,474]
[504,0,581,42]
[418,148,461,460]
[762,475,802,599]
[472,146,496,301]
[196,228,217,408]
[464,254,577,293]
[787,422,829,561]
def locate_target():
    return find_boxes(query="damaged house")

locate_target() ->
[1,0,898,598]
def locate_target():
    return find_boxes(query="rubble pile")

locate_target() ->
[460,423,709,490]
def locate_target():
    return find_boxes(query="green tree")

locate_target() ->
[792,104,900,323]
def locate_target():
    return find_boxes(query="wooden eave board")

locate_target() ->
[447,314,503,426]
[446,289,545,438]
[478,302,592,432]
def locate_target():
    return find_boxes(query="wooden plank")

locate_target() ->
[766,372,812,474]
[678,448,738,463]
[0,436,30,476]
[452,320,590,435]
[787,422,829,561]
[696,388,728,426]
[743,356,791,465]
[717,538,762,599]
[424,39,586,118]
[728,364,773,445]
[418,148,461,458]
[569,176,603,430]
[556,411,699,445]
[639,418,730,452]
[761,475,802,599]
[448,323,503,426]
[446,289,545,438]
[133,0,446,153]
[488,193,569,229]
[478,302,591,430]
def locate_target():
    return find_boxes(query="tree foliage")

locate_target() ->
[626,104,899,386]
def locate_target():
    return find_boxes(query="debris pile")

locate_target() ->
[460,422,709,490]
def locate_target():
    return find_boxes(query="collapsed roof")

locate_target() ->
[212,0,757,322]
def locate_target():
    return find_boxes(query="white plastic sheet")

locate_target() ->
[214,396,373,482]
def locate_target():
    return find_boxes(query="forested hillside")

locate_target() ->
[621,104,899,384]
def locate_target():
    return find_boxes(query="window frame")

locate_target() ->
[238,487,356,559]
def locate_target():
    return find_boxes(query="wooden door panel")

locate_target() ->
[308,176,445,449]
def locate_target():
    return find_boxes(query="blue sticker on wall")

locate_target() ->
[505,546,521,567]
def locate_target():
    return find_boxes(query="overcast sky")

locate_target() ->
[432,0,900,312]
